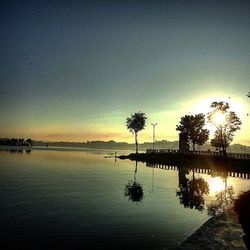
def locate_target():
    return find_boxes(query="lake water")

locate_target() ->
[0,148,249,249]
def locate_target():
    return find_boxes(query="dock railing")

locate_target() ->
[146,148,250,160]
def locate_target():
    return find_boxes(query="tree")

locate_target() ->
[176,113,209,151]
[26,138,33,147]
[210,130,230,151]
[18,138,25,146]
[126,111,147,154]
[247,92,250,98]
[208,101,242,154]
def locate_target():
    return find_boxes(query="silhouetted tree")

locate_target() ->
[126,112,147,154]
[247,92,250,98]
[210,130,230,152]
[0,138,33,146]
[176,113,209,151]
[208,101,241,154]
[10,138,18,146]
[26,138,33,146]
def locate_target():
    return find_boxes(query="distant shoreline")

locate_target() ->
[0,145,135,153]
[1,139,250,154]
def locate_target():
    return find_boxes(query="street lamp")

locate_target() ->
[151,123,158,150]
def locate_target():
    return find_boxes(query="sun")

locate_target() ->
[211,111,226,125]
[190,95,245,119]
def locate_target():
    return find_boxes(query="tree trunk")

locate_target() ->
[135,132,138,154]
[192,143,195,151]
[222,136,227,155]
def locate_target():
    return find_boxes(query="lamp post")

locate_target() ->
[151,123,158,150]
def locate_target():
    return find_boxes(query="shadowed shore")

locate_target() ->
[178,211,246,249]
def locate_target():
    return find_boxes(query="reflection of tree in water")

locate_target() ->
[176,168,209,211]
[125,181,144,202]
[207,176,235,217]
[124,161,144,203]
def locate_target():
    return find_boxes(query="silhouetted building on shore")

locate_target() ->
[179,132,189,152]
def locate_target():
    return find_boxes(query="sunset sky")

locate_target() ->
[1,0,250,144]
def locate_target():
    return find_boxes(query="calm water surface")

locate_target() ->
[0,148,249,249]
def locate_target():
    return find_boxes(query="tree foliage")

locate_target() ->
[126,112,147,154]
[124,181,144,202]
[208,101,242,154]
[0,138,33,146]
[210,130,229,149]
[247,92,250,98]
[176,113,209,151]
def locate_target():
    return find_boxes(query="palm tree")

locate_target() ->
[126,112,147,154]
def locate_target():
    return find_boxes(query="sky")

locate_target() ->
[0,0,250,144]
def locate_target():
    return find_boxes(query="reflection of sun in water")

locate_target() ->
[208,177,224,195]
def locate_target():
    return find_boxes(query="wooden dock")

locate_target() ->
[118,149,250,172]
[146,148,250,160]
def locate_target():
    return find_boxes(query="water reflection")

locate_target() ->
[124,161,144,202]
[0,149,250,249]
[176,168,209,211]
[10,149,24,154]
[147,162,250,215]
[207,174,235,216]
[1,148,32,154]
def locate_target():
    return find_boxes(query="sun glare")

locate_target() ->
[190,95,245,118]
